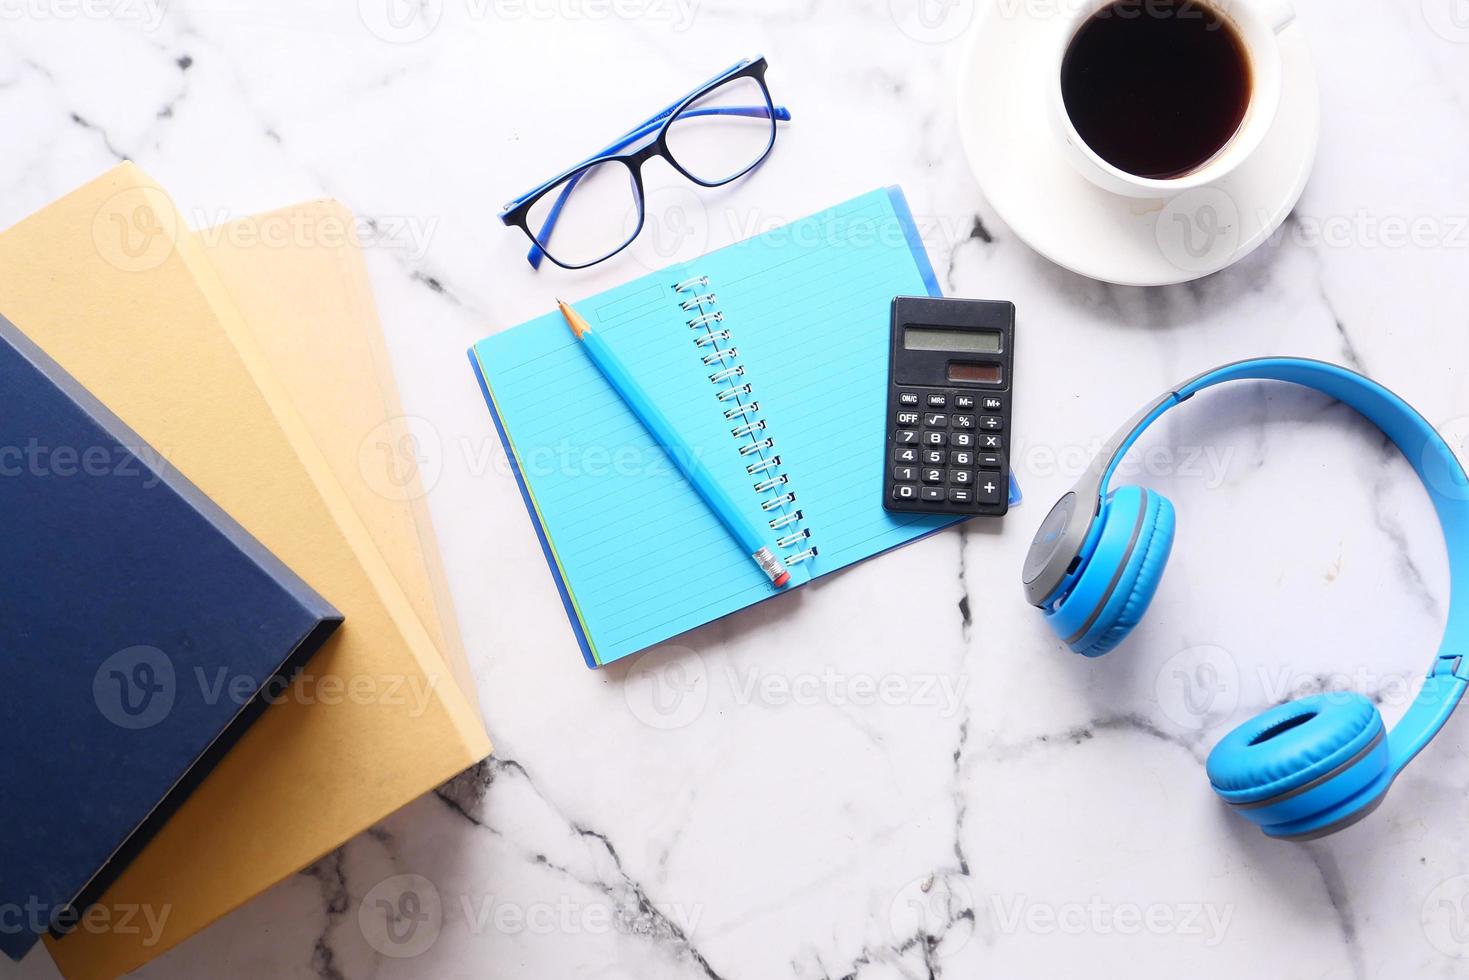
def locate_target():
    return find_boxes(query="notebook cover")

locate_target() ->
[0,316,342,962]
[470,186,1018,668]
[197,199,478,715]
[0,164,491,980]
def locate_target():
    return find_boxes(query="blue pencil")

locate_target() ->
[557,299,790,588]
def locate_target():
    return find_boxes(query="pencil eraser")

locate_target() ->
[774,572,791,588]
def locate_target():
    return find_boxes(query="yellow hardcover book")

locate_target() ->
[0,164,491,980]
[195,200,479,714]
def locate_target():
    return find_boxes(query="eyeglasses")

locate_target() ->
[499,56,791,271]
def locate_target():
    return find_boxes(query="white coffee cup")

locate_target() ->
[1049,0,1296,198]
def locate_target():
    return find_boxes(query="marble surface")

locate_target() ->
[5,1,1469,977]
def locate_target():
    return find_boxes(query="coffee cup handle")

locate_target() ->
[1249,0,1296,32]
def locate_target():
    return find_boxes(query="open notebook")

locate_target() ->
[471,187,1019,667]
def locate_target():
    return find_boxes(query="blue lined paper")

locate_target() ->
[472,188,1012,667]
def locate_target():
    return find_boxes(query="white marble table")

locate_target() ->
[5,1,1469,977]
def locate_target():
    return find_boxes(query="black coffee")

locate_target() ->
[1060,0,1251,179]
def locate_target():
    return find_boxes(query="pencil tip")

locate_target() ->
[557,298,590,338]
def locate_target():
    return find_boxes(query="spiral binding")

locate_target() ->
[674,275,817,569]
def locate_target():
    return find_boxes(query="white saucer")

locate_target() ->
[957,4,1320,287]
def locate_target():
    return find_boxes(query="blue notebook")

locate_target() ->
[0,314,342,961]
[470,187,1019,668]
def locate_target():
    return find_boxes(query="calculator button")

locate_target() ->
[952,414,975,430]
[896,411,920,427]
[920,486,946,502]
[924,431,948,446]
[921,448,945,466]
[894,447,918,464]
[948,488,974,504]
[951,432,975,448]
[923,413,947,428]
[979,415,1003,430]
[979,434,1003,451]
[892,484,918,502]
[977,477,1004,505]
[982,396,1005,412]
[927,393,948,408]
[977,452,1003,469]
[922,468,944,484]
[950,450,974,466]
[899,392,920,407]
[895,429,920,445]
[893,465,917,483]
[954,395,975,409]
[949,469,973,485]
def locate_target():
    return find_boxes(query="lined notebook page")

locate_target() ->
[701,189,957,576]
[473,274,815,667]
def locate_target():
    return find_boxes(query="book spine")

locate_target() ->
[673,275,817,569]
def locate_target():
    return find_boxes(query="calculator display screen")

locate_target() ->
[904,326,1002,354]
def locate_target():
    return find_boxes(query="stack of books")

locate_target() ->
[0,164,491,979]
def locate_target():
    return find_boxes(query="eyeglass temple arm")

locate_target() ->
[524,104,792,269]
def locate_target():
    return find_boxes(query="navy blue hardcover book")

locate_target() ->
[0,314,343,961]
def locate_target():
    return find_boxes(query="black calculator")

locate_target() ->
[883,296,1014,518]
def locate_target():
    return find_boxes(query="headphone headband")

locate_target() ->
[1022,357,1469,779]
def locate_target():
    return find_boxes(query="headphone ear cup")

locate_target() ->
[1046,485,1176,657]
[1206,692,1391,840]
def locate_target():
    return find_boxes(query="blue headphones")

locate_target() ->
[1022,358,1469,840]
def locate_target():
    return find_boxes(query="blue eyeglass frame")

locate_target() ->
[498,56,792,271]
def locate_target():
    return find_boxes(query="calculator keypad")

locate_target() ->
[886,386,1009,516]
